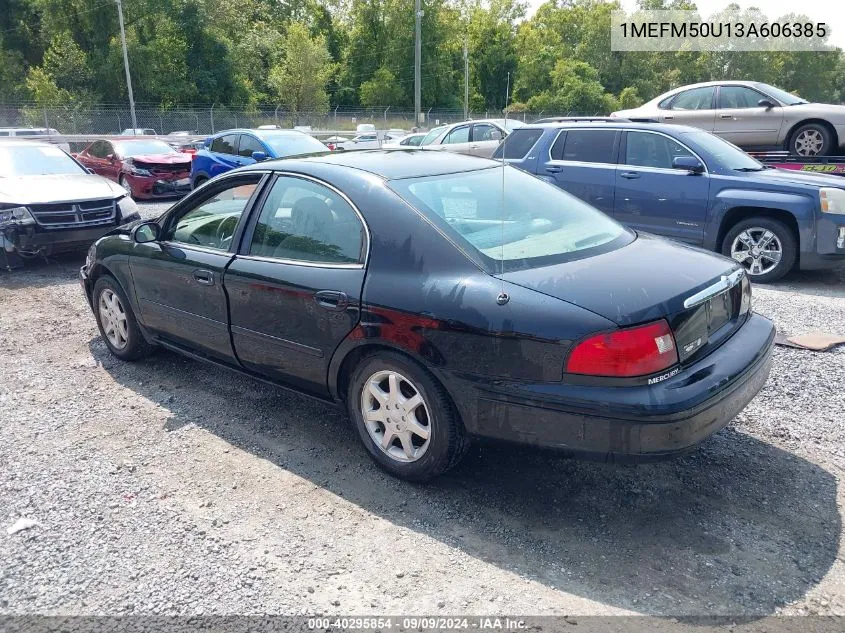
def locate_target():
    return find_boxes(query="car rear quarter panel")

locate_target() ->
[705,183,817,252]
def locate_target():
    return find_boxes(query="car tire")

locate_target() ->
[192,176,208,189]
[119,174,133,197]
[789,122,833,157]
[92,275,153,361]
[721,217,797,283]
[346,351,468,481]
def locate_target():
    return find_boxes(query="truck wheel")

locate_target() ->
[721,217,796,283]
[789,123,832,156]
[346,351,468,481]
[92,275,153,361]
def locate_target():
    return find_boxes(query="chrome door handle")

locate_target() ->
[314,290,349,311]
[193,269,215,285]
[545,165,563,173]
[620,171,640,179]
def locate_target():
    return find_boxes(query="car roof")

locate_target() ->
[213,128,311,139]
[524,121,702,134]
[244,149,498,180]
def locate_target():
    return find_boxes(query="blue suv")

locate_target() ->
[497,122,845,282]
[190,129,326,189]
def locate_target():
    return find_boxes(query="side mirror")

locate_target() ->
[758,98,776,110]
[251,151,268,162]
[131,221,160,244]
[673,156,705,173]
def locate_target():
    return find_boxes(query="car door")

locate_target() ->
[660,86,717,132]
[224,174,367,397]
[437,124,472,155]
[541,128,618,215]
[208,133,241,177]
[613,130,710,245]
[129,173,267,361]
[101,141,123,181]
[714,85,784,149]
[469,123,504,157]
[82,141,111,178]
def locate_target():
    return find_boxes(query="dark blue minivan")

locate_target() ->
[497,122,845,282]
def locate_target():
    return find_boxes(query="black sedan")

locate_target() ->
[80,151,775,481]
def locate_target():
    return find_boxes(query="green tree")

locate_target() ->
[268,22,335,121]
[359,67,403,106]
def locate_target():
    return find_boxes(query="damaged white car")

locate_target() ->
[1,139,141,269]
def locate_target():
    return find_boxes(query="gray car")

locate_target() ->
[612,81,845,157]
[419,118,525,157]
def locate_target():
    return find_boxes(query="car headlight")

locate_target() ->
[117,195,139,220]
[820,188,845,214]
[126,160,151,177]
[0,206,35,227]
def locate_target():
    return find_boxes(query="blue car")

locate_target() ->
[497,122,845,282]
[190,129,327,189]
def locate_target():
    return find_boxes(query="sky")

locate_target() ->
[524,0,845,49]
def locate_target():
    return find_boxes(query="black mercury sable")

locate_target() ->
[80,150,775,481]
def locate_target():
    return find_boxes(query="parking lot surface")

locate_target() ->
[1,200,844,616]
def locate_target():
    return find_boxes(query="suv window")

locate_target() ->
[669,87,715,111]
[249,176,364,264]
[492,128,543,159]
[211,134,238,154]
[238,134,265,158]
[624,132,695,169]
[560,130,617,164]
[719,86,766,109]
[443,125,470,144]
[166,177,260,250]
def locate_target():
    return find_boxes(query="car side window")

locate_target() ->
[549,131,567,160]
[624,132,695,169]
[561,130,617,164]
[669,87,715,111]
[211,134,237,154]
[164,177,260,250]
[87,141,105,158]
[719,86,766,109]
[472,123,502,142]
[443,125,470,144]
[238,134,265,158]
[407,135,424,146]
[248,176,364,264]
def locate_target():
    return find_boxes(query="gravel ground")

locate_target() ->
[1,200,844,617]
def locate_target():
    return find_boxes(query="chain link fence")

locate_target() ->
[0,103,595,135]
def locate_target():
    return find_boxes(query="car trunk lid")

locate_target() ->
[498,233,748,365]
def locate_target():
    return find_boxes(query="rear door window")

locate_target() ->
[211,134,237,154]
[560,130,618,164]
[669,87,715,111]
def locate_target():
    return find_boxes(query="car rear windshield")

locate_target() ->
[116,140,177,157]
[260,133,326,157]
[0,144,84,177]
[388,167,632,273]
[492,128,543,159]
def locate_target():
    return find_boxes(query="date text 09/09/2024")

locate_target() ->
[308,617,528,630]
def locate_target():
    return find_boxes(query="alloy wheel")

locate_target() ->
[99,288,129,349]
[794,129,824,156]
[361,369,431,463]
[730,228,783,277]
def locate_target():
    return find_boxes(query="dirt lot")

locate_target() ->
[2,200,845,617]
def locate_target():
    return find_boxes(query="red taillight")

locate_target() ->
[566,320,678,378]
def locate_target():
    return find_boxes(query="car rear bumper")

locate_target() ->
[444,312,775,460]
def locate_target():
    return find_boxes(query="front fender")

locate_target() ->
[705,188,815,252]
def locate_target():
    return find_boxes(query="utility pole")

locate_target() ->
[414,0,422,129]
[463,40,469,120]
[115,0,137,132]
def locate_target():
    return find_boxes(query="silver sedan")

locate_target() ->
[418,119,525,157]
[612,81,845,156]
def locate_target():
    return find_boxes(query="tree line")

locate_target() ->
[1,0,844,118]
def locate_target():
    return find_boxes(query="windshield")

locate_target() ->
[260,133,326,157]
[420,126,447,145]
[682,131,764,171]
[758,83,808,105]
[116,140,177,157]
[0,144,85,177]
[389,167,632,272]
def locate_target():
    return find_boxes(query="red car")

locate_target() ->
[75,138,192,199]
